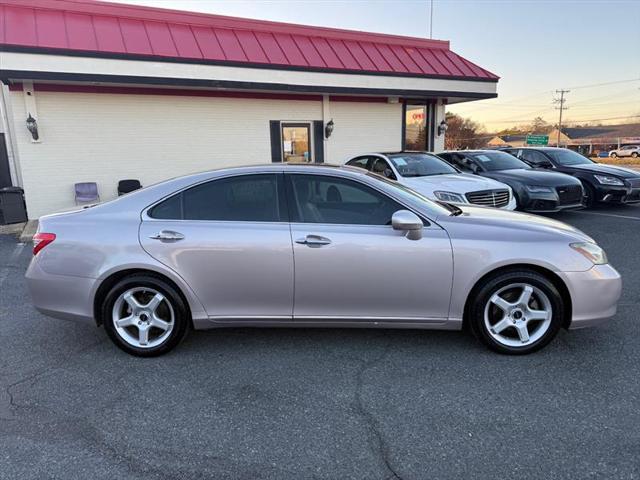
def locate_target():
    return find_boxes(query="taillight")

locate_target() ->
[33,232,56,255]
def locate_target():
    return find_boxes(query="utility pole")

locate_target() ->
[554,89,569,147]
[429,0,433,39]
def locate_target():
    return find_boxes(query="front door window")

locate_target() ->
[282,123,312,163]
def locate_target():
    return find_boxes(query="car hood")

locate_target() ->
[483,168,580,187]
[570,163,640,178]
[437,205,594,243]
[400,173,508,196]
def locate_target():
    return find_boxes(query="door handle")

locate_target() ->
[295,235,331,246]
[149,230,185,241]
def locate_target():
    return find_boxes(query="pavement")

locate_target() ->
[1,204,639,480]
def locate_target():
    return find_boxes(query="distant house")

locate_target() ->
[559,124,640,155]
[488,123,640,154]
[487,134,528,148]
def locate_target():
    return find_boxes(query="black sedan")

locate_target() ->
[504,147,640,207]
[438,150,584,212]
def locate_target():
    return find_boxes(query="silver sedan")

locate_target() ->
[26,164,622,356]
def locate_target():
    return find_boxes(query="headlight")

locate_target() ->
[434,191,466,203]
[570,242,608,265]
[525,185,554,193]
[594,175,624,186]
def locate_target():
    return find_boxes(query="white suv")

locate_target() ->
[609,145,640,158]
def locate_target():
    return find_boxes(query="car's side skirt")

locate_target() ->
[195,316,461,331]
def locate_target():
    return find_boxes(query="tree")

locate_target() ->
[529,116,551,134]
[444,112,487,149]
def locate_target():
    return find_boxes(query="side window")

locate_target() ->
[370,158,396,180]
[519,150,548,165]
[347,156,371,170]
[150,174,283,222]
[288,174,404,225]
[444,153,474,172]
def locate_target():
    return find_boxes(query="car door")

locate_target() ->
[286,172,453,321]
[139,173,294,319]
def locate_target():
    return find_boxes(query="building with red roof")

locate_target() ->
[0,0,499,218]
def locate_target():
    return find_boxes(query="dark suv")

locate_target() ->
[504,147,640,206]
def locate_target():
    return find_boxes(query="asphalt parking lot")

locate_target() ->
[1,205,639,480]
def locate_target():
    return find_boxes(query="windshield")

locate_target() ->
[469,151,530,171]
[545,149,593,166]
[388,153,458,177]
[366,172,452,216]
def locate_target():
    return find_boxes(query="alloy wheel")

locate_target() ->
[483,283,552,348]
[112,287,175,348]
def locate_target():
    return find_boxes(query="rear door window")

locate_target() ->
[149,174,285,222]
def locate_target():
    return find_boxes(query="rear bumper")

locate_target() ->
[558,264,622,329]
[25,257,97,324]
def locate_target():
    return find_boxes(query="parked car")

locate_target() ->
[437,150,584,212]
[609,145,640,158]
[504,147,640,206]
[345,152,517,210]
[27,164,621,356]
[597,151,610,159]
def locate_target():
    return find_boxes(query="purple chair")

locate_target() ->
[74,182,100,204]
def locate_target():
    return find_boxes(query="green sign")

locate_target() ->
[526,135,549,145]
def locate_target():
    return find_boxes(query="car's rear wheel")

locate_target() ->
[632,152,639,158]
[468,270,564,354]
[102,274,190,356]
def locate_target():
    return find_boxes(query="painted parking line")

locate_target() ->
[567,210,640,221]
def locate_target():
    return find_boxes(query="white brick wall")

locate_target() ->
[327,101,402,163]
[9,90,404,218]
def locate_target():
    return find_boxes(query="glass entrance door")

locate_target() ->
[404,105,428,151]
[282,123,312,163]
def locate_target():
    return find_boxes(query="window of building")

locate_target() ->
[282,123,312,162]
[150,174,282,222]
[287,174,403,225]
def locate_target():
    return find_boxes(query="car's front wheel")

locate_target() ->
[468,270,564,354]
[102,274,190,356]
[610,153,618,158]
[632,152,639,158]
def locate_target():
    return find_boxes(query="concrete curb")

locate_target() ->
[19,220,38,243]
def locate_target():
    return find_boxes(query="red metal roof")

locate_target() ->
[0,0,498,81]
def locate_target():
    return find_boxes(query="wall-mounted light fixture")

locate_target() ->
[26,113,39,141]
[324,119,334,138]
[437,119,448,136]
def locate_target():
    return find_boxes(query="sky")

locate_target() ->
[109,0,640,132]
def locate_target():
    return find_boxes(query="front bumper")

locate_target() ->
[557,264,622,329]
[595,185,640,204]
[519,187,585,213]
[25,256,97,324]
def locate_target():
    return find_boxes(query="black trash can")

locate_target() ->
[0,187,28,225]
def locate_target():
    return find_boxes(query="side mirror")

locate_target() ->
[392,210,423,240]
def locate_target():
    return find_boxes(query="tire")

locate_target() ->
[610,153,617,158]
[102,274,190,357]
[468,270,564,355]
[632,152,639,158]
[582,181,597,208]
